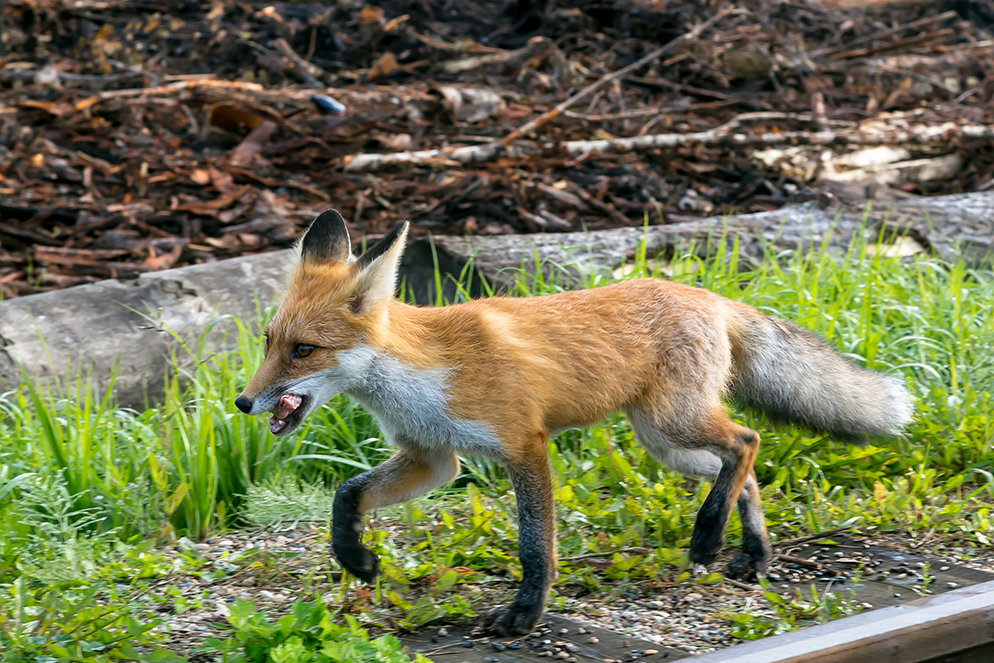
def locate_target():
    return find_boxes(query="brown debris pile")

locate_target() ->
[1,0,992,297]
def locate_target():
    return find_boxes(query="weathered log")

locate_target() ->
[0,252,291,407]
[1,191,991,406]
[405,191,994,302]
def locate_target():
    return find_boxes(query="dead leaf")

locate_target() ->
[383,14,409,32]
[373,132,413,151]
[227,119,278,167]
[207,103,266,133]
[359,5,384,25]
[209,166,235,192]
[367,52,398,81]
[143,245,183,270]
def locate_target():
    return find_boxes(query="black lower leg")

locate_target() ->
[332,473,379,583]
[689,460,737,566]
[726,479,770,579]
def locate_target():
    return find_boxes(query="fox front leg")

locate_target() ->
[332,449,460,582]
[481,434,556,635]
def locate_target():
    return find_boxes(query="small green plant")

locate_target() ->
[243,478,336,529]
[0,572,182,663]
[201,599,431,663]
[726,579,864,640]
[914,562,934,597]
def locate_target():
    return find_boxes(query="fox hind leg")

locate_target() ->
[332,448,459,582]
[627,408,770,578]
[726,471,770,579]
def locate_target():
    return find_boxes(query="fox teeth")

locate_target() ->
[269,417,288,434]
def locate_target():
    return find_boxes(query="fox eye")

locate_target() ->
[292,343,315,359]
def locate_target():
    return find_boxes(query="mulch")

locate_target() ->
[1,0,993,297]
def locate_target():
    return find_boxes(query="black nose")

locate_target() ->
[234,396,253,414]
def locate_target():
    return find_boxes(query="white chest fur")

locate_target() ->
[341,345,502,457]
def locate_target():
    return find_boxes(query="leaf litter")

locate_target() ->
[1,0,993,297]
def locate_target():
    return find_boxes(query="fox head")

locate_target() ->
[235,209,409,435]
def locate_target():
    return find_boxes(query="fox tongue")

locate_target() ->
[272,393,302,420]
[269,394,302,435]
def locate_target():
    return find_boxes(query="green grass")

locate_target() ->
[0,233,992,660]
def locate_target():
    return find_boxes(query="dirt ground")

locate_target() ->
[2,0,993,297]
[151,525,994,661]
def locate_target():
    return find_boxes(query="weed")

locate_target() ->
[200,599,431,663]
[726,578,864,640]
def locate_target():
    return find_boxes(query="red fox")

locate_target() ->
[235,210,913,635]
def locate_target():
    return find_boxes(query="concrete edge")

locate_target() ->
[692,579,994,663]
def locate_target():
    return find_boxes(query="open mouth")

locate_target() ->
[269,393,309,435]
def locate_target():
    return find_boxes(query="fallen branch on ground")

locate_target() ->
[344,111,992,172]
[562,121,994,156]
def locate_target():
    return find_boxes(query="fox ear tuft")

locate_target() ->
[352,221,409,311]
[301,209,352,263]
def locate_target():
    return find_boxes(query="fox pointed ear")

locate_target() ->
[301,209,352,263]
[351,221,410,312]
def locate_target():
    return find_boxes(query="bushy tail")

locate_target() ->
[729,310,913,439]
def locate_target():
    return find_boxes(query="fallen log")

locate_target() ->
[0,252,290,408]
[404,190,994,302]
[1,191,991,406]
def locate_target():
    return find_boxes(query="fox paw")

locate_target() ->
[334,543,380,583]
[689,528,724,568]
[688,545,721,569]
[480,603,542,636]
[725,550,769,581]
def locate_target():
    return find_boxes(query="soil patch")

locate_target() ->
[145,525,994,660]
